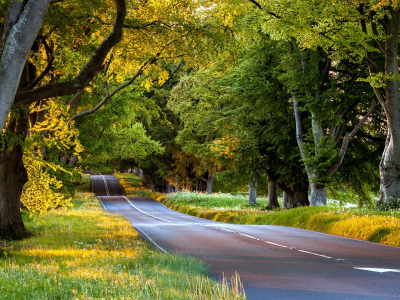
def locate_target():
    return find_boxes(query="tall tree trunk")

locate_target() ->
[267,178,279,208]
[285,182,309,208]
[248,182,257,205]
[292,91,374,206]
[0,114,29,238]
[282,191,288,209]
[377,11,400,202]
[206,175,215,194]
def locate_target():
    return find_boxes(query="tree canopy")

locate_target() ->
[0,0,398,236]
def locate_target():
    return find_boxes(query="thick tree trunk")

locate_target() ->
[267,178,279,208]
[380,135,400,201]
[248,182,257,205]
[0,115,29,237]
[206,175,215,194]
[0,0,50,133]
[285,182,309,208]
[310,183,326,206]
[378,11,400,202]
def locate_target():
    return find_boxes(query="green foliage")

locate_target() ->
[0,105,29,151]
[301,135,338,186]
[76,83,164,172]
[357,72,400,88]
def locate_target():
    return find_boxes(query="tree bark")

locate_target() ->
[310,183,326,206]
[267,178,279,208]
[0,114,29,238]
[285,182,309,208]
[0,0,50,133]
[357,7,400,203]
[248,182,257,205]
[282,191,288,209]
[206,175,215,194]
[377,11,400,202]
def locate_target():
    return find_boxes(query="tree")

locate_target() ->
[0,0,126,237]
[1,0,229,236]
[251,0,400,203]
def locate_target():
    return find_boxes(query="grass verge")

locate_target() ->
[0,175,245,300]
[116,174,400,247]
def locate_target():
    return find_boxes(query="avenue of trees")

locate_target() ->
[0,0,398,236]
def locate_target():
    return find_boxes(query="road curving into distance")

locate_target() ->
[91,175,400,300]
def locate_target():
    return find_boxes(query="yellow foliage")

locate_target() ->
[21,153,71,214]
[21,100,84,214]
[30,101,83,153]
[210,135,241,159]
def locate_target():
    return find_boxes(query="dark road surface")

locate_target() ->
[91,175,400,299]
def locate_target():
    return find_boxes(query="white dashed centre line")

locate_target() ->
[120,196,338,259]
[101,175,110,196]
[297,250,332,258]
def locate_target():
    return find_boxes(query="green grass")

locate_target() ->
[0,175,245,300]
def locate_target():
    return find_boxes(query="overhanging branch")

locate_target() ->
[69,56,157,121]
[14,0,127,105]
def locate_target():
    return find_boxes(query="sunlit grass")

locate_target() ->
[0,176,245,300]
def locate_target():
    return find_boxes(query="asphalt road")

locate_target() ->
[91,175,400,299]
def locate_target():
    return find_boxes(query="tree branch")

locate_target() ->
[370,20,386,53]
[22,56,54,91]
[327,99,376,177]
[14,0,126,105]
[292,93,311,174]
[69,56,157,121]
[364,56,383,73]
[248,0,262,10]
[373,87,387,110]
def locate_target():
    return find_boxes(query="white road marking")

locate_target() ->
[123,196,177,224]
[119,196,344,260]
[97,197,109,213]
[97,195,168,254]
[218,227,288,247]
[239,233,262,240]
[354,267,400,273]
[263,241,288,248]
[101,175,110,196]
[134,225,169,254]
[297,250,332,258]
